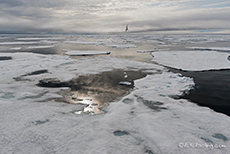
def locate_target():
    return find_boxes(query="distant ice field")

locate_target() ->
[187,47,230,52]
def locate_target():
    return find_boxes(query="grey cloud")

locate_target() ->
[0,0,229,33]
[128,7,230,32]
[0,0,23,7]
[0,0,65,8]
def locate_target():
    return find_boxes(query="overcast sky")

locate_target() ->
[0,0,230,33]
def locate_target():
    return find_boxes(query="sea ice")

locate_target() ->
[187,47,230,52]
[137,48,170,53]
[27,45,55,49]
[64,40,105,45]
[0,52,76,82]
[102,71,230,154]
[16,37,65,41]
[119,81,132,86]
[0,41,38,45]
[9,47,22,50]
[136,49,156,53]
[1,34,230,154]
[105,44,137,48]
[63,50,111,56]
[152,51,230,71]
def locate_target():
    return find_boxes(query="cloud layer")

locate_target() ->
[0,0,230,33]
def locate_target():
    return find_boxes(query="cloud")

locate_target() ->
[0,0,229,33]
[205,1,230,7]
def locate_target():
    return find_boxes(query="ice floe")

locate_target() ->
[177,35,230,43]
[0,41,38,45]
[62,50,111,56]
[137,49,156,53]
[119,81,132,86]
[0,51,162,87]
[187,47,230,52]
[137,48,170,53]
[9,47,22,50]
[0,52,76,82]
[105,44,137,48]
[134,72,194,97]
[98,71,230,153]
[27,45,55,49]
[16,37,65,41]
[64,40,105,45]
[152,51,230,71]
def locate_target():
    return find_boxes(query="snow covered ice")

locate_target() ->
[27,45,55,49]
[187,47,230,52]
[0,41,39,45]
[105,44,137,48]
[151,51,230,71]
[62,50,110,56]
[1,34,230,154]
[64,40,106,46]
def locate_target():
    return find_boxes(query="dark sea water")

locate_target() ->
[180,69,230,116]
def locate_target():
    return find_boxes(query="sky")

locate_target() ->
[0,0,230,34]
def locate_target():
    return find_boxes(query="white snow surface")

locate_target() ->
[0,52,160,82]
[152,51,230,71]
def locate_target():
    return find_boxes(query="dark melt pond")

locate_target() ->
[37,69,152,113]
